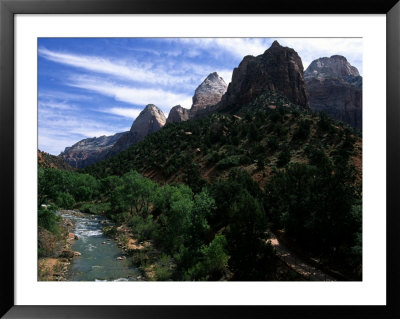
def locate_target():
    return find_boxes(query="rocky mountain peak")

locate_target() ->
[189,72,227,119]
[143,103,158,112]
[166,105,190,124]
[217,41,309,112]
[110,104,166,156]
[304,55,360,80]
[305,56,362,129]
[270,40,282,49]
[130,104,166,133]
[206,72,223,81]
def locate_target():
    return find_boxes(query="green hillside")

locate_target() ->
[84,91,361,191]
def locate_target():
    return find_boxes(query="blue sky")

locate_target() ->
[38,38,362,155]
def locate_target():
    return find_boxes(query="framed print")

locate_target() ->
[1,0,399,318]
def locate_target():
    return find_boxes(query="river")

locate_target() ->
[59,211,141,281]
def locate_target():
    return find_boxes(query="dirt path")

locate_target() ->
[267,232,336,281]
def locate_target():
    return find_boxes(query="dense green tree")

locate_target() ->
[38,205,60,234]
[114,170,157,216]
[55,192,75,208]
[160,185,194,252]
[38,168,63,208]
[292,119,312,141]
[184,235,229,280]
[226,190,275,280]
[277,146,291,167]
[100,175,121,199]
[265,161,360,257]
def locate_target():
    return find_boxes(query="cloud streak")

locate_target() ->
[68,75,194,109]
[100,107,142,119]
[39,100,76,110]
[170,38,270,60]
[39,47,227,89]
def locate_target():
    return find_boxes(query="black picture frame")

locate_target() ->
[1,0,399,318]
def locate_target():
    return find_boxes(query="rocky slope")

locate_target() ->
[166,105,190,124]
[216,40,309,114]
[305,55,362,129]
[38,149,74,171]
[59,132,126,169]
[189,72,227,119]
[110,104,166,155]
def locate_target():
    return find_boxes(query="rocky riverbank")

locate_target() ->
[101,223,161,280]
[38,210,83,281]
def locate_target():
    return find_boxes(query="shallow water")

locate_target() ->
[59,211,141,281]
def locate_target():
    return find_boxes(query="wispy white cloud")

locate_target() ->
[39,47,168,85]
[38,90,92,101]
[39,100,76,110]
[100,107,142,119]
[39,47,211,89]
[68,75,193,109]
[126,47,161,56]
[39,46,237,93]
[165,49,182,57]
[170,38,270,60]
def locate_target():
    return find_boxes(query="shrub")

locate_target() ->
[247,123,260,142]
[256,156,266,171]
[154,254,173,281]
[292,119,311,141]
[305,146,331,171]
[267,136,279,152]
[109,211,129,224]
[79,202,110,215]
[38,226,57,257]
[317,112,332,132]
[102,225,118,237]
[54,192,75,209]
[239,155,252,165]
[216,155,241,170]
[38,206,60,235]
[277,147,291,167]
[75,185,93,202]
[269,110,282,123]
[129,214,158,241]
[201,235,229,273]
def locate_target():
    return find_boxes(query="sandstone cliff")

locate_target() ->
[166,105,190,124]
[305,55,362,129]
[189,72,227,119]
[217,40,309,113]
[110,104,166,155]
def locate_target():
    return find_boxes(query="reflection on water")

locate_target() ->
[59,211,140,281]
